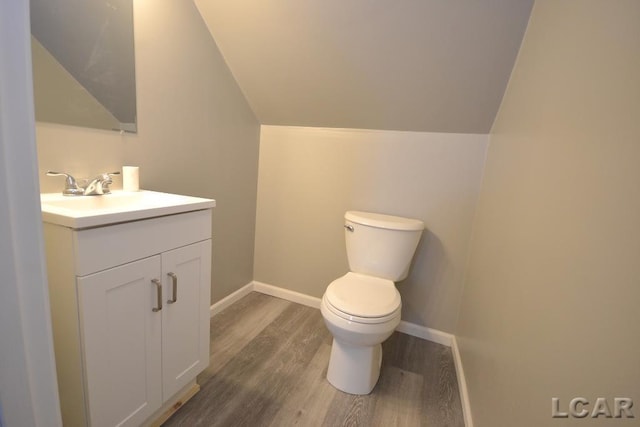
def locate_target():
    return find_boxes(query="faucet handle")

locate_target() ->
[46,171,84,196]
[97,171,121,194]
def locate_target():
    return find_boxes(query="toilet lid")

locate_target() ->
[325,272,401,318]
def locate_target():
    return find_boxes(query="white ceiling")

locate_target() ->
[195,0,534,133]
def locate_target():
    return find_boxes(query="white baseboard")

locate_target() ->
[209,282,254,317]
[210,282,453,348]
[248,281,454,347]
[452,337,473,427]
[396,320,454,347]
[252,281,322,309]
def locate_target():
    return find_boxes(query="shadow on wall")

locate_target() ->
[399,229,450,326]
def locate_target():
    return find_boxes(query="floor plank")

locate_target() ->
[164,292,465,427]
[268,343,337,426]
[321,392,376,427]
[370,366,423,427]
[197,292,291,384]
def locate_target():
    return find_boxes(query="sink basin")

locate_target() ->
[41,190,216,229]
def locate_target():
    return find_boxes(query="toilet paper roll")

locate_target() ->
[122,166,139,192]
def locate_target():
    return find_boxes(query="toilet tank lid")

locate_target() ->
[345,211,424,231]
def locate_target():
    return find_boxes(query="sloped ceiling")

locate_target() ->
[195,0,533,134]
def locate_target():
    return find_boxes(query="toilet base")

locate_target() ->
[326,338,383,395]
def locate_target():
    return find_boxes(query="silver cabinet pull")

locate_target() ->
[151,279,162,312]
[344,225,354,232]
[167,272,177,304]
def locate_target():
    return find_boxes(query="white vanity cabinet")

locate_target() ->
[43,207,212,427]
[79,256,163,426]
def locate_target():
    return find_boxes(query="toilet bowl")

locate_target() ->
[321,211,423,395]
[321,272,401,394]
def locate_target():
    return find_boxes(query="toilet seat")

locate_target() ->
[324,273,401,324]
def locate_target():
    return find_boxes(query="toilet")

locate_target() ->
[320,210,424,395]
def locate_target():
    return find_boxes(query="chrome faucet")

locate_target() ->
[46,171,84,196]
[47,170,120,196]
[83,172,120,195]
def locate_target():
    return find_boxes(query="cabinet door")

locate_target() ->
[78,256,162,427]
[161,240,211,399]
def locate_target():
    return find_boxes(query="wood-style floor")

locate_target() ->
[164,292,464,427]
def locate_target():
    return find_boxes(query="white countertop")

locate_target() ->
[41,190,216,229]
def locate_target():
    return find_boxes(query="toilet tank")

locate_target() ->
[344,211,424,281]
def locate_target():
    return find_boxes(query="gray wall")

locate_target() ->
[254,126,487,332]
[36,0,260,303]
[457,0,640,425]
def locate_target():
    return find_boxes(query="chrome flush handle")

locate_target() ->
[344,225,354,232]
